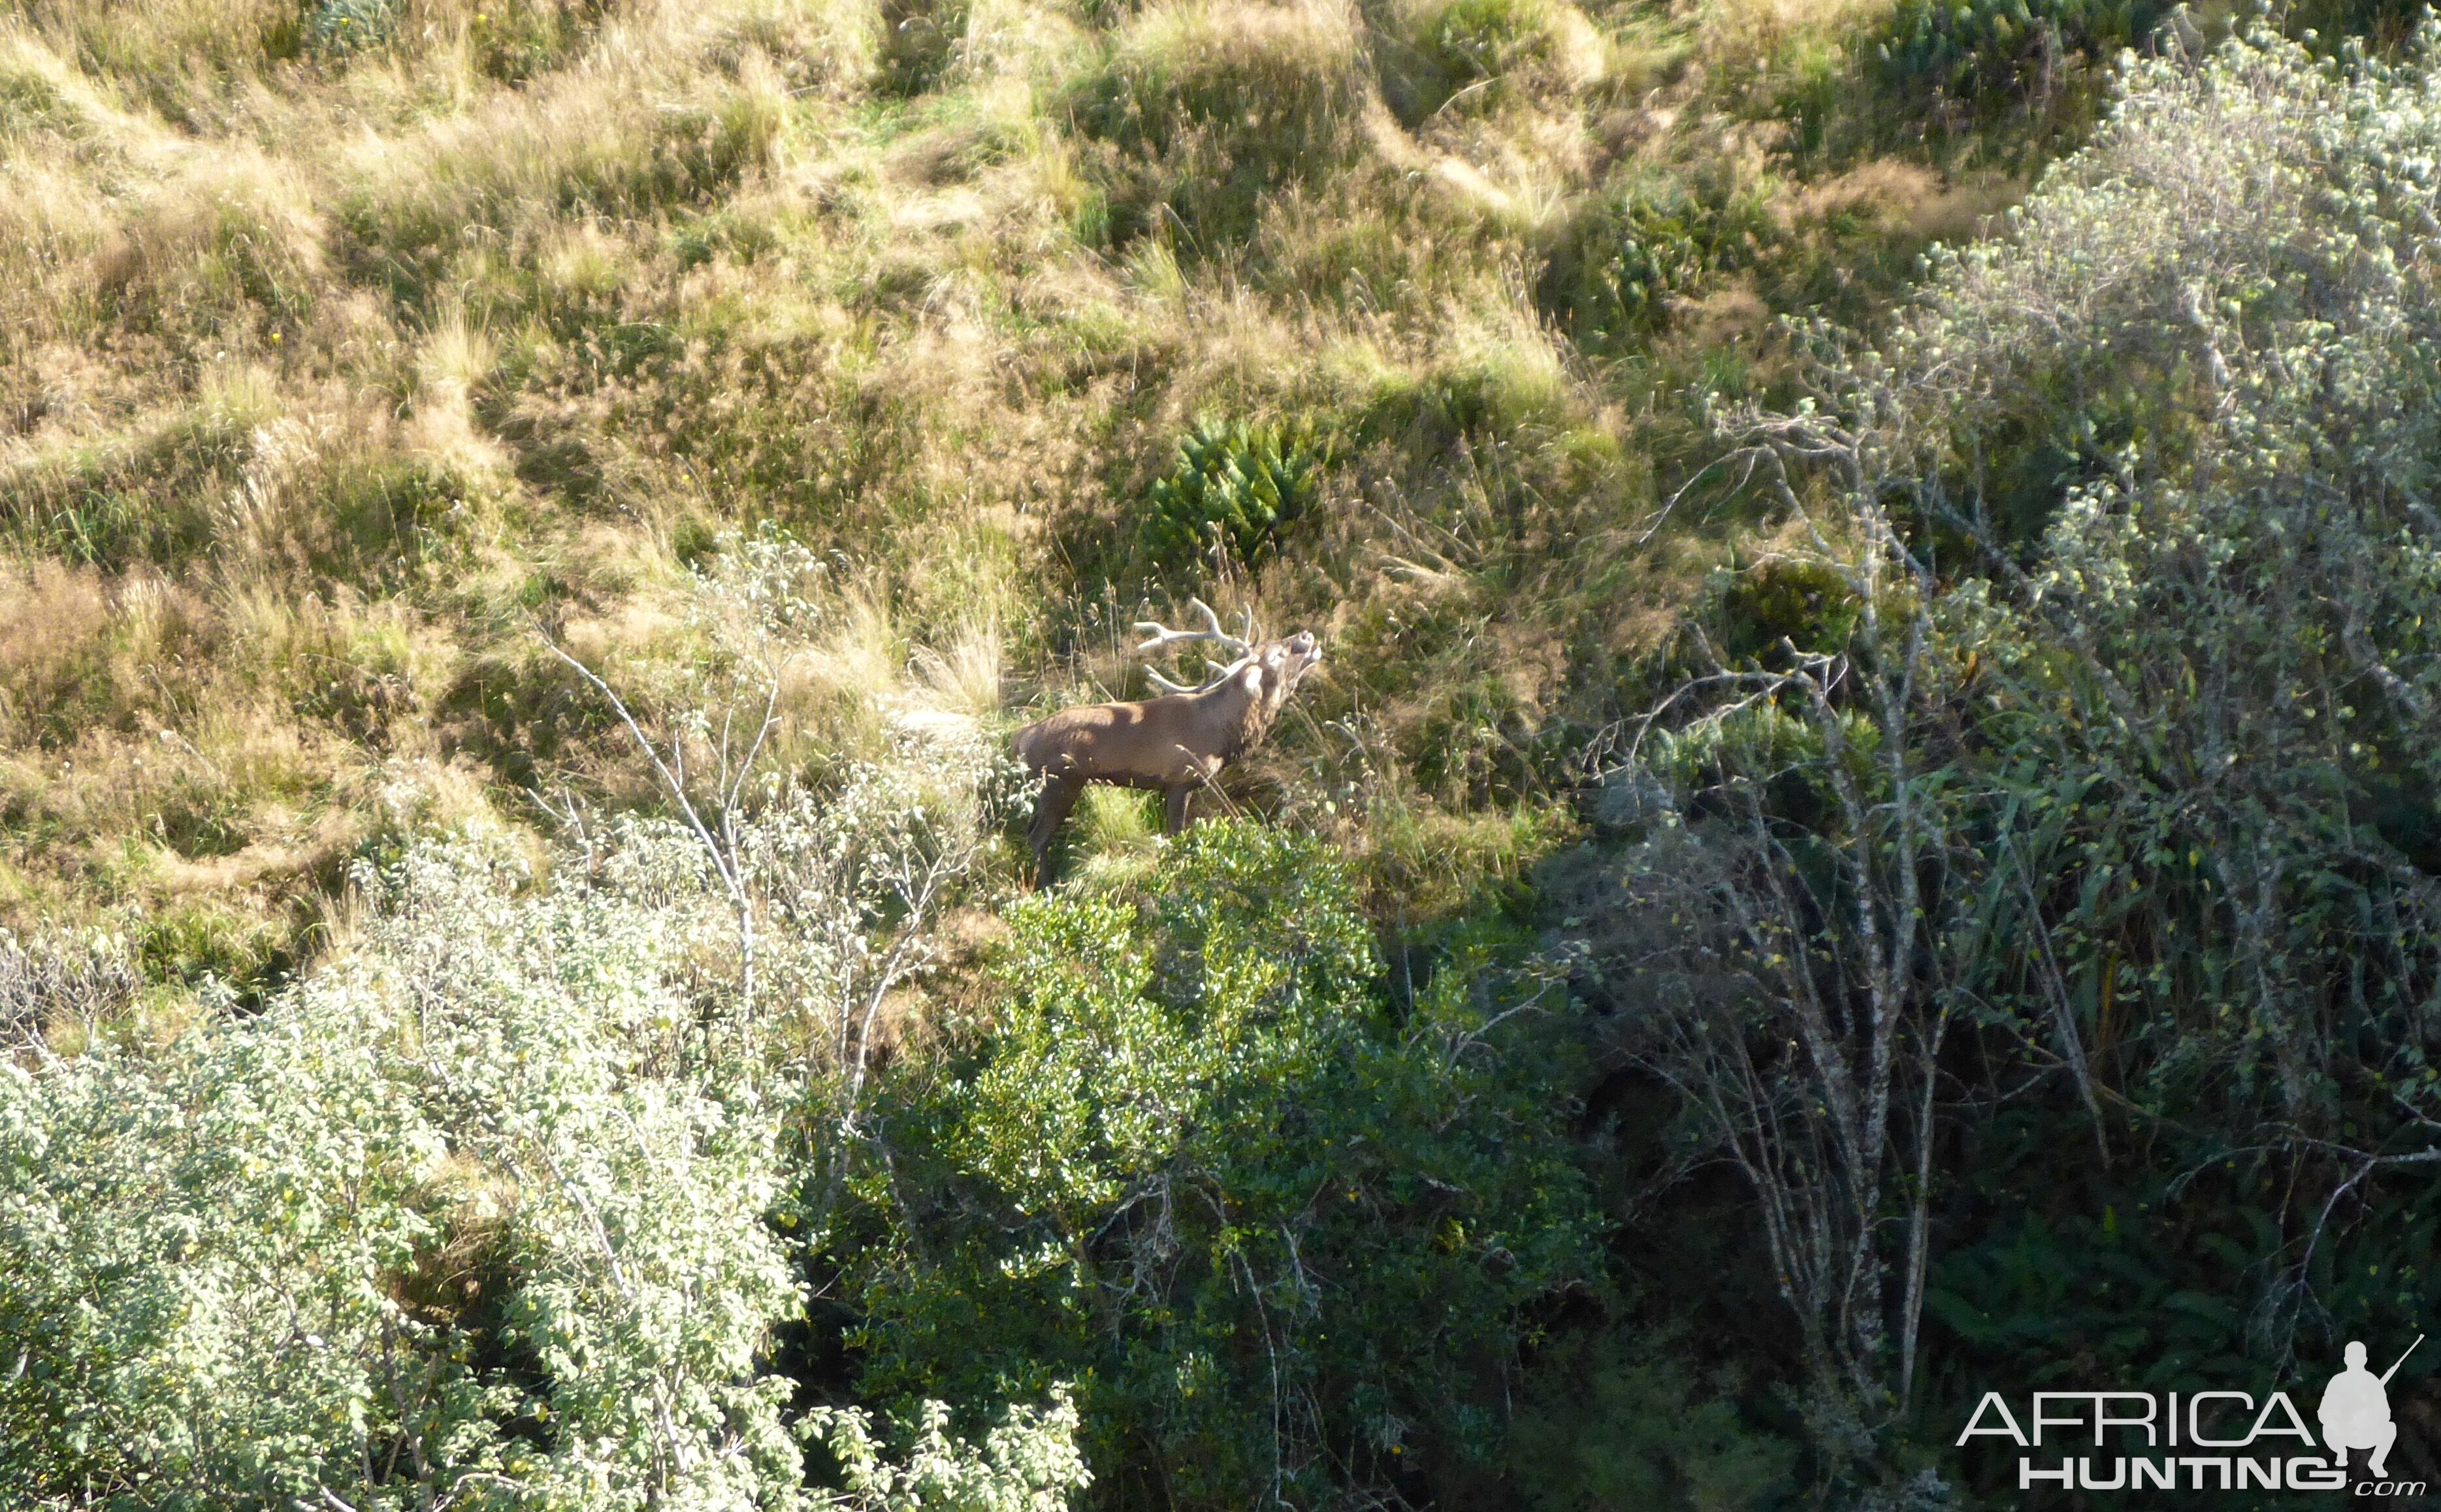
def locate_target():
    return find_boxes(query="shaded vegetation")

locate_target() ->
[8,0,2441,1508]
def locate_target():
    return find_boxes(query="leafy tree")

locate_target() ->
[839,822,1604,1510]
[1592,19,2441,1497]
[0,805,1087,1511]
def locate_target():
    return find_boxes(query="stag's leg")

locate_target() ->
[1163,783,1192,835]
[1028,773,1084,889]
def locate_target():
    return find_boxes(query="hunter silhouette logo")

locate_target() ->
[2321,1336,2420,1480]
[1958,1330,2427,1494]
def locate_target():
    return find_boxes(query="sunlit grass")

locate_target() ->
[0,0,2042,976]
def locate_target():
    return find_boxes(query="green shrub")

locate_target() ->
[0,971,444,1502]
[133,903,291,995]
[1136,416,1323,580]
[1709,556,1863,664]
[1870,0,2170,119]
[306,0,400,56]
[0,829,805,1507]
[0,812,1083,1511]
[839,821,1604,1511]
[1596,21,2441,1488]
[1928,1131,2441,1498]
[1538,178,1771,352]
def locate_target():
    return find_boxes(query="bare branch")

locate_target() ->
[538,631,762,1015]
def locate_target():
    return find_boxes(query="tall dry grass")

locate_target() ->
[0,0,2016,973]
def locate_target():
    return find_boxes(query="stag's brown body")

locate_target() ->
[1014,621,1319,887]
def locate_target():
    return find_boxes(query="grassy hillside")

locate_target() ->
[16,1,2441,1509]
[0,0,2044,984]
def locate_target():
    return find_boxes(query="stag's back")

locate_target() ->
[1014,693,1209,786]
[1018,669,1280,780]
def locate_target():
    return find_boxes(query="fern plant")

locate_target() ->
[1137,417,1322,579]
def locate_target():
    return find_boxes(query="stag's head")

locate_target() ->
[1245,630,1322,715]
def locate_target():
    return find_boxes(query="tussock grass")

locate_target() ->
[0,0,2076,978]
[1067,0,1374,245]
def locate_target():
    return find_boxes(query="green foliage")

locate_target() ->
[306,0,400,56]
[1707,556,1864,664]
[1508,1325,1798,1511]
[1923,1118,2441,1497]
[1539,178,1773,352]
[0,814,1082,1511]
[1423,0,1551,76]
[1888,17,2441,1148]
[1584,20,2441,1492]
[1871,0,2171,119]
[32,0,2441,1507]
[0,974,443,1503]
[807,1391,1093,1511]
[839,822,1604,1510]
[1136,417,1322,581]
[0,827,804,1507]
[133,903,292,999]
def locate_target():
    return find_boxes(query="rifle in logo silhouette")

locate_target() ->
[2382,1336,2423,1387]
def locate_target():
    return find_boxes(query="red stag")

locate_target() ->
[1013,600,1322,887]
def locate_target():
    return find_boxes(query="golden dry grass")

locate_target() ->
[0,0,2020,976]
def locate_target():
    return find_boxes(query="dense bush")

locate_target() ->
[0,803,1086,1511]
[0,826,804,1506]
[1871,0,2172,118]
[1585,20,2441,1497]
[835,822,1604,1511]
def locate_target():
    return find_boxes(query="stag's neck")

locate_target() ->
[1190,663,1277,760]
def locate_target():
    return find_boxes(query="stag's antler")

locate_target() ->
[1133,598,1257,694]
